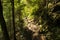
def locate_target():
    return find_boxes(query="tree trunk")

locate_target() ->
[0,0,10,40]
[10,0,17,40]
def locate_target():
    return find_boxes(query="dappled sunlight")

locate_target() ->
[20,0,28,4]
[21,4,39,19]
[0,0,60,40]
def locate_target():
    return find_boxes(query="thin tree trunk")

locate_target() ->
[0,0,10,40]
[10,0,17,40]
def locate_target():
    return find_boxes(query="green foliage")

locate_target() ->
[0,0,60,40]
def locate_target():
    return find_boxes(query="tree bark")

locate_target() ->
[0,0,10,40]
[10,0,17,40]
